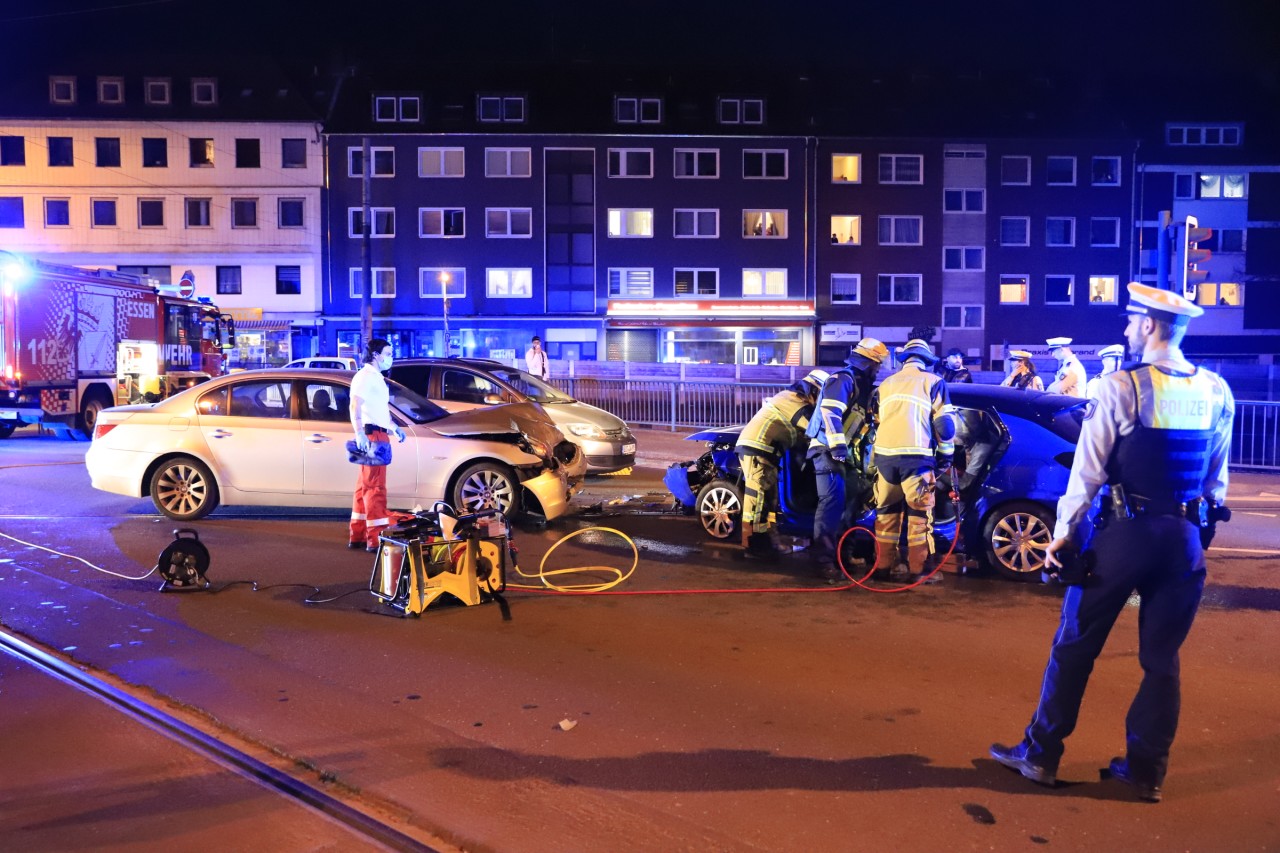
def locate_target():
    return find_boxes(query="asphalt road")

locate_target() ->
[1,426,1278,851]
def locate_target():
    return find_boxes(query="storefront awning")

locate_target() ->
[234,320,292,331]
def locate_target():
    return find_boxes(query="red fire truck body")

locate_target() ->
[1,258,233,437]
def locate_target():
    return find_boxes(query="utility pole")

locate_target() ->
[359,137,372,349]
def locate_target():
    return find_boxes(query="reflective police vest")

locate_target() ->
[1107,364,1230,503]
[737,389,813,457]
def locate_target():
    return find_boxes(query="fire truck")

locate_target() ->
[0,256,235,438]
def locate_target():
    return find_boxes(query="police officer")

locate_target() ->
[806,339,888,580]
[1085,343,1125,399]
[735,369,830,559]
[1001,350,1044,391]
[1046,336,1087,397]
[991,283,1234,803]
[870,339,956,582]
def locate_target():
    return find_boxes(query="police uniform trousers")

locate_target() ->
[349,430,392,549]
[871,456,936,572]
[1018,513,1205,786]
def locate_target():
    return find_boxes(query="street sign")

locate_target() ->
[177,269,196,299]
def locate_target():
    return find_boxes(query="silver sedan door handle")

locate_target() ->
[307,434,332,443]
[211,429,233,439]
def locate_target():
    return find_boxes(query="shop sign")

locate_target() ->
[606,299,815,318]
[820,323,863,343]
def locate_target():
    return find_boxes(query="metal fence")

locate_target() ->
[554,377,1280,473]
[1234,400,1280,471]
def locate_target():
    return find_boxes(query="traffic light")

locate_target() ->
[1178,215,1213,299]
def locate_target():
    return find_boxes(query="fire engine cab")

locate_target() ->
[1,254,234,438]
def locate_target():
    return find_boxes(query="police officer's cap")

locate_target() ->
[846,338,888,367]
[1123,281,1204,327]
[1008,349,1033,360]
[1098,344,1125,360]
[895,338,938,364]
[1046,336,1073,348]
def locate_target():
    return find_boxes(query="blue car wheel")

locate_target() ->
[982,500,1055,581]
[697,479,742,540]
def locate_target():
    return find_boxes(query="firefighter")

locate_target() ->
[991,283,1234,803]
[1046,336,1087,397]
[1001,350,1044,391]
[870,339,956,582]
[1085,343,1125,399]
[735,369,831,559]
[805,338,888,581]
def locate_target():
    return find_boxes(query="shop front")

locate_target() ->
[606,299,815,365]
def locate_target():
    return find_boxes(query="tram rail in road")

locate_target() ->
[0,626,448,853]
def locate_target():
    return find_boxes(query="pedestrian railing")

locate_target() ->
[1233,400,1280,471]
[553,377,1280,473]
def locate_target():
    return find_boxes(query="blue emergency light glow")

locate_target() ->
[0,251,30,289]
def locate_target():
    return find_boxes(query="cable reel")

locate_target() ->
[157,528,211,591]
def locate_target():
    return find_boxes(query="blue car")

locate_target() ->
[664,384,1090,581]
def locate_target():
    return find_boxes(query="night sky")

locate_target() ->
[3,0,1277,87]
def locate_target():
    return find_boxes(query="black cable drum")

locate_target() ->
[157,528,211,588]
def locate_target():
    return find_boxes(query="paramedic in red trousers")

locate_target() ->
[348,338,405,552]
[870,339,956,582]
[805,338,888,581]
[991,283,1234,803]
[525,335,550,381]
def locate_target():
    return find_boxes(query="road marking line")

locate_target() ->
[1212,546,1280,555]
[1240,511,1278,518]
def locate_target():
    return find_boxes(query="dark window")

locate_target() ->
[44,198,70,226]
[304,383,348,422]
[48,136,74,166]
[0,197,24,227]
[186,198,211,227]
[0,136,25,166]
[231,199,257,227]
[275,265,301,295]
[235,138,260,168]
[281,138,306,168]
[142,137,167,167]
[1046,275,1074,303]
[189,138,214,167]
[278,198,304,228]
[216,266,242,294]
[95,137,121,167]
[116,265,171,284]
[92,199,116,226]
[138,199,164,227]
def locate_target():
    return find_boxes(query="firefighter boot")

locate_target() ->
[908,542,942,584]
[744,531,782,561]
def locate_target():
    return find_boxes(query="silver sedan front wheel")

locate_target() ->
[452,462,521,518]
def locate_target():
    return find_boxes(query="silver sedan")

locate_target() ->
[85,368,576,522]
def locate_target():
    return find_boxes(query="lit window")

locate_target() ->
[1088,275,1119,304]
[607,208,653,238]
[1000,274,1029,304]
[832,154,861,182]
[417,147,464,177]
[486,268,531,298]
[743,210,786,238]
[743,269,786,297]
[1195,282,1242,307]
[830,215,861,245]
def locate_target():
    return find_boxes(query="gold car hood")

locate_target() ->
[427,401,566,446]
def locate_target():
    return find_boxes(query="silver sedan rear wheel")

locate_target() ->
[150,457,219,521]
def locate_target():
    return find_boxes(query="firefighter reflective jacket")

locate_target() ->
[735,389,814,458]
[872,361,955,462]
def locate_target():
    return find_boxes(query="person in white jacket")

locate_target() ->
[524,336,550,380]
[1046,337,1087,397]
